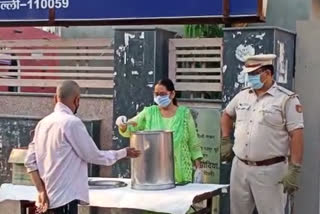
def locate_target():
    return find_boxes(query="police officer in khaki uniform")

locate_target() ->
[220,54,304,214]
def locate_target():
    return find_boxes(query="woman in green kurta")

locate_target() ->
[116,79,203,183]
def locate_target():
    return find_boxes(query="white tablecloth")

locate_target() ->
[0,178,228,214]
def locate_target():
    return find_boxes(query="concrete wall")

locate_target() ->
[0,201,20,214]
[294,20,320,214]
[254,0,310,31]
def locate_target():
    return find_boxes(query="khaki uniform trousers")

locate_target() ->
[230,157,287,214]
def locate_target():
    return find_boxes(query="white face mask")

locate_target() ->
[248,74,264,89]
[154,95,171,107]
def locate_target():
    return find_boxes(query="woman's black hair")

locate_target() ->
[156,78,178,106]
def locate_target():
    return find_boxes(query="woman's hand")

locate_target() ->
[193,160,204,183]
[119,124,127,132]
[116,116,128,132]
[194,159,201,169]
[116,116,137,132]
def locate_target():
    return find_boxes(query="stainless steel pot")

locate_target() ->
[130,130,175,190]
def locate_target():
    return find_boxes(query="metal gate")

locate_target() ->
[0,38,114,95]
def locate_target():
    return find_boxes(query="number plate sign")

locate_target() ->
[0,0,267,25]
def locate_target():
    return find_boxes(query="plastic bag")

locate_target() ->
[193,168,204,183]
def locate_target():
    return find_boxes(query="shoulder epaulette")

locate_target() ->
[241,86,251,91]
[276,85,295,96]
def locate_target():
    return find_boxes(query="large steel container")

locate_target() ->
[130,130,175,190]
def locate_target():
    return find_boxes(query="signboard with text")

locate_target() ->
[0,0,267,25]
[191,107,221,184]
[191,107,221,213]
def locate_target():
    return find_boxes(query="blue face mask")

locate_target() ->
[248,74,264,89]
[154,95,171,108]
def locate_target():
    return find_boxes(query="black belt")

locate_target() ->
[238,156,286,166]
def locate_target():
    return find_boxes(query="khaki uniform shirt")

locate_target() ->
[225,83,304,161]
